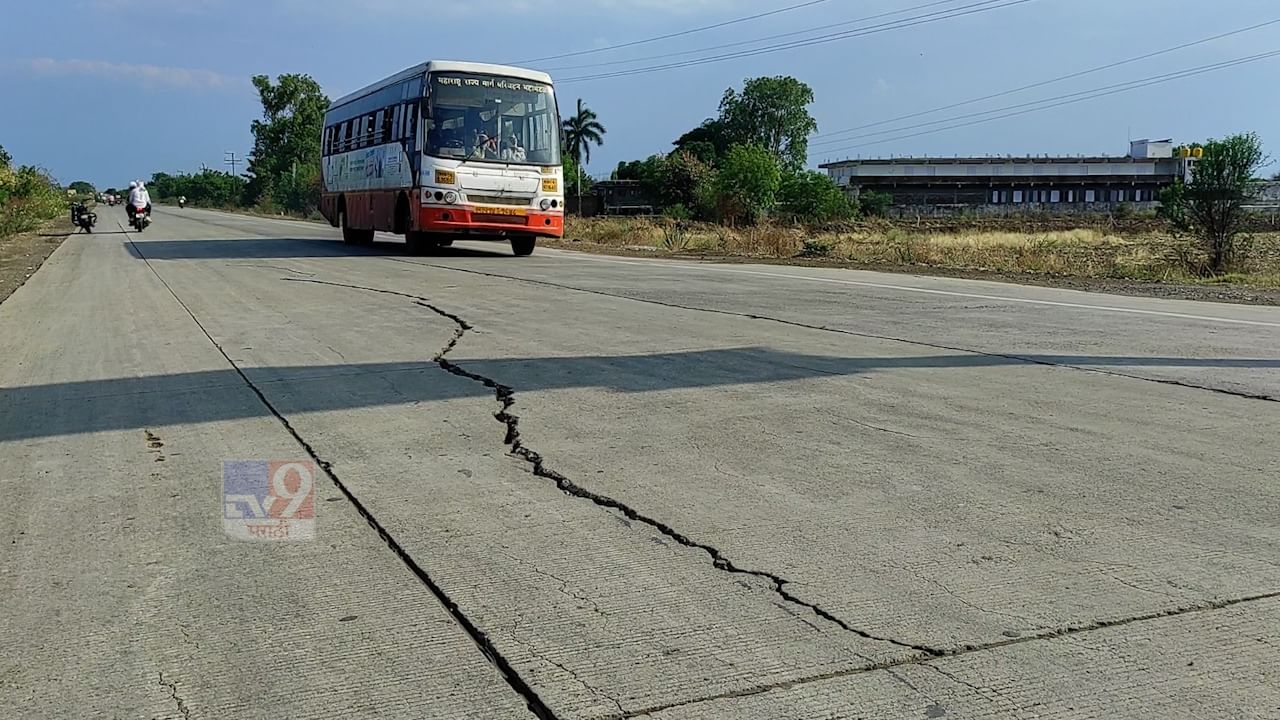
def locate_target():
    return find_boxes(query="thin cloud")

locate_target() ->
[24,58,238,91]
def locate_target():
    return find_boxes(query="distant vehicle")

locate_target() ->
[319,61,564,257]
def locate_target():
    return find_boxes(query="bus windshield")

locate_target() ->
[426,73,561,166]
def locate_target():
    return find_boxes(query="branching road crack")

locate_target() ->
[287,275,1280,718]
[287,277,943,659]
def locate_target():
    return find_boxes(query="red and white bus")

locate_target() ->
[320,61,564,256]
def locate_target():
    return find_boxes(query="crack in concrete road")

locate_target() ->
[127,239,561,720]
[286,277,1280,718]
[157,672,192,720]
[286,278,944,661]
[621,589,1280,718]
[498,548,609,617]
[107,240,1280,718]
[388,259,1278,403]
[510,613,627,717]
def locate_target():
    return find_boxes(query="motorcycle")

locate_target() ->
[178,198,186,209]
[130,203,151,232]
[70,203,97,233]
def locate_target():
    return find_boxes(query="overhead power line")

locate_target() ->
[812,17,1280,142]
[557,0,1039,84]
[542,0,970,73]
[511,0,833,65]
[810,49,1280,158]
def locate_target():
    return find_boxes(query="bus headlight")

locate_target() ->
[540,198,553,211]
[444,191,458,204]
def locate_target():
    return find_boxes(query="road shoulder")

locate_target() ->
[0,219,73,305]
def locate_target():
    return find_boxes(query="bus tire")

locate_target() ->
[340,208,373,246]
[406,231,433,255]
[511,237,536,256]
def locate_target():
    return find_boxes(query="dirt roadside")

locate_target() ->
[0,220,72,306]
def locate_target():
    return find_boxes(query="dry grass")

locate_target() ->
[561,217,1280,287]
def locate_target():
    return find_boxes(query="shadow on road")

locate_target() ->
[3,347,1278,442]
[123,238,513,260]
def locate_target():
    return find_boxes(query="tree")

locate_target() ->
[1272,172,1280,181]
[713,144,782,225]
[1160,132,1268,273]
[656,151,714,211]
[778,171,856,223]
[246,73,329,212]
[858,190,893,218]
[68,181,95,196]
[613,160,644,181]
[673,119,731,163]
[0,145,11,168]
[561,99,606,199]
[718,76,817,170]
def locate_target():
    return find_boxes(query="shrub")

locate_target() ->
[0,153,65,238]
[713,144,781,225]
[778,171,856,223]
[858,190,893,218]
[799,238,835,257]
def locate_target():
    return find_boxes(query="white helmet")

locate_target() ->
[128,181,138,189]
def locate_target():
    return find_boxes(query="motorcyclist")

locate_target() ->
[125,182,138,221]
[127,180,152,224]
[178,195,187,209]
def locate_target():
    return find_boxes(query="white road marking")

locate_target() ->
[554,253,1280,329]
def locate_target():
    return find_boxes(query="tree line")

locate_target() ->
[591,76,887,224]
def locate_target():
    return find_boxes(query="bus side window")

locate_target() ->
[382,108,393,143]
[375,110,385,145]
[406,102,418,145]
[365,114,375,148]
[391,106,402,142]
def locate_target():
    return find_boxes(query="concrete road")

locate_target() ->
[2,205,1277,719]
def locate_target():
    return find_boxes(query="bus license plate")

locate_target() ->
[474,206,527,217]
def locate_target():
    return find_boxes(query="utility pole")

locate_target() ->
[225,151,241,177]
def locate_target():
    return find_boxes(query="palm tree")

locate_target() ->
[561,99,606,201]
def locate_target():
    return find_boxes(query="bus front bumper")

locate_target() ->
[418,207,564,238]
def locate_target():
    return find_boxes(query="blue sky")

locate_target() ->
[2,0,1278,188]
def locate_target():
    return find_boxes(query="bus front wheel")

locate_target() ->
[511,237,536,257]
